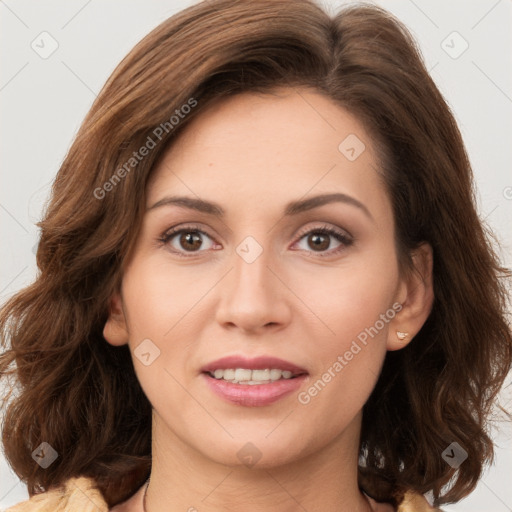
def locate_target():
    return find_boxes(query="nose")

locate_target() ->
[214,244,291,335]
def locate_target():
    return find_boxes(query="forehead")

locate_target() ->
[146,88,389,222]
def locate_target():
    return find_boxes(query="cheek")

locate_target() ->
[293,249,399,356]
[119,263,196,403]
[292,252,398,416]
[295,269,394,430]
[121,258,203,338]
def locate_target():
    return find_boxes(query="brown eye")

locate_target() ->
[160,225,217,256]
[293,225,353,257]
[177,231,203,251]
[307,232,331,251]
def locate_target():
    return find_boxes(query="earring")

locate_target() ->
[396,331,409,341]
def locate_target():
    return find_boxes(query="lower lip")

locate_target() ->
[202,372,308,407]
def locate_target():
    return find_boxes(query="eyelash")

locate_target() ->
[158,223,353,258]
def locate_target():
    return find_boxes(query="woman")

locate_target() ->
[1,1,511,511]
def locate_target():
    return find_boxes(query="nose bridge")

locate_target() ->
[231,233,276,301]
[215,232,288,331]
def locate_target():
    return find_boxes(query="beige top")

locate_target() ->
[5,476,443,511]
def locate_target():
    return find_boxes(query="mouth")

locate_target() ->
[200,355,309,406]
[204,368,307,385]
[200,354,308,382]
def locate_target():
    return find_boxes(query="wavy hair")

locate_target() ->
[1,0,511,508]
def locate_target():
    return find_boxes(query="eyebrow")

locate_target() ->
[147,192,373,221]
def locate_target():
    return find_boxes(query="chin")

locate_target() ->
[196,432,313,470]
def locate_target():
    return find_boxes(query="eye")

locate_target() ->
[158,224,218,257]
[158,223,353,258]
[292,224,353,257]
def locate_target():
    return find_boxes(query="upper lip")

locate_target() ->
[201,355,308,375]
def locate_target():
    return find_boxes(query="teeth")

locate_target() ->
[213,369,225,379]
[209,368,295,384]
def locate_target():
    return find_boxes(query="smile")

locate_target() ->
[202,371,308,406]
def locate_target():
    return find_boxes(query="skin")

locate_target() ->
[104,87,434,512]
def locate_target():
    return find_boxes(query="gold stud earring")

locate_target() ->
[396,331,409,341]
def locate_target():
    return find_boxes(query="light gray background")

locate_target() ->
[1,0,511,510]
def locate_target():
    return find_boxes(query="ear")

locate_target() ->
[387,242,434,351]
[103,292,130,346]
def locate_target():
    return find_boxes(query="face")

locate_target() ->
[104,87,413,469]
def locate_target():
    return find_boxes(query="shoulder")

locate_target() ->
[4,478,445,512]
[398,491,445,512]
[4,476,108,512]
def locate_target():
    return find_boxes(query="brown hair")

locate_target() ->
[1,0,511,508]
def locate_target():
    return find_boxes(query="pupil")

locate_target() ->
[310,233,328,251]
[182,232,201,250]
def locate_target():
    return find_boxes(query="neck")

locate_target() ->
[144,410,372,512]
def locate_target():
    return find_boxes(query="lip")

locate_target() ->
[200,355,309,407]
[202,372,309,407]
[200,355,308,375]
